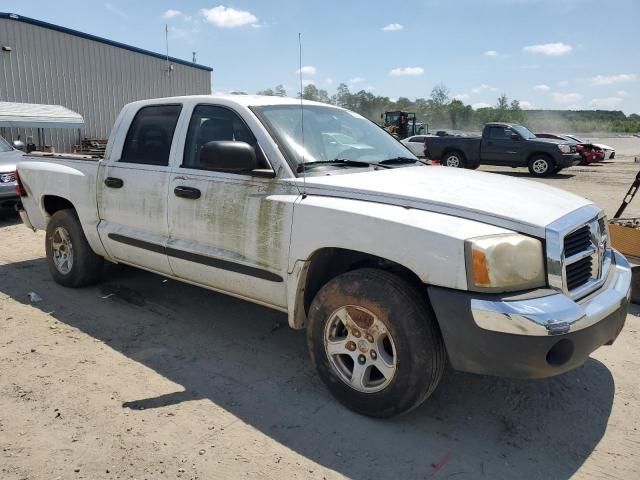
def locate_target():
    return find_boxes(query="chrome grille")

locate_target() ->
[0,171,17,183]
[545,205,610,300]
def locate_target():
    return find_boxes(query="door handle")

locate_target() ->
[174,186,201,199]
[104,177,123,188]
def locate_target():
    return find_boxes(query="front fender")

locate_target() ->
[288,195,513,291]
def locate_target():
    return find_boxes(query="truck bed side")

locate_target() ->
[424,136,481,162]
[17,156,108,258]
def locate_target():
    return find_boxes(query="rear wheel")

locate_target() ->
[307,269,446,418]
[45,209,104,287]
[442,151,465,168]
[528,155,555,177]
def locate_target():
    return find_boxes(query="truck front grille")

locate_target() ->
[561,220,606,294]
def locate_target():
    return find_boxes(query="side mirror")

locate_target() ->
[510,133,521,140]
[200,141,257,172]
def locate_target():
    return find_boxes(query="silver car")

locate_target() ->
[0,136,24,213]
[400,135,429,157]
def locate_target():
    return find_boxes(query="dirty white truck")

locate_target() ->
[16,95,631,417]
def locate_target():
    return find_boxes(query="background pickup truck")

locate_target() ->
[15,95,631,418]
[425,122,581,176]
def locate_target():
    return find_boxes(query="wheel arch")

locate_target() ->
[290,247,426,329]
[42,195,77,217]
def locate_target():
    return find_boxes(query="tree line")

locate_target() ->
[255,83,640,134]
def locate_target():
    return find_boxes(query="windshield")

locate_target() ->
[566,134,584,143]
[513,125,537,140]
[253,105,416,171]
[0,136,13,153]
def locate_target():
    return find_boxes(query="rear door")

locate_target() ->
[405,136,426,156]
[481,126,524,165]
[165,103,297,309]
[97,104,183,274]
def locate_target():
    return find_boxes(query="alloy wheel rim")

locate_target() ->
[51,226,74,274]
[446,155,460,167]
[324,305,397,393]
[532,159,548,174]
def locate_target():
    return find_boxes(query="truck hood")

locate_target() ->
[296,166,593,236]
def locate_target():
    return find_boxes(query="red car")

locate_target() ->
[535,132,605,165]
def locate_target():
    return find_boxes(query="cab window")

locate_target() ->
[183,105,269,171]
[120,104,182,166]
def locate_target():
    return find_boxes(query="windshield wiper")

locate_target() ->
[297,159,387,172]
[378,156,427,166]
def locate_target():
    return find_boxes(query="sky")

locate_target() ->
[3,0,639,113]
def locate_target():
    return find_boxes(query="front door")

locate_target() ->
[166,104,297,309]
[97,104,183,275]
[482,125,523,164]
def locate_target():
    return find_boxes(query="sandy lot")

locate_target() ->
[1,138,640,480]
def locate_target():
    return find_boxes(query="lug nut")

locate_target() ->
[346,341,356,352]
[370,350,377,360]
[352,330,361,338]
[366,334,374,343]
[358,355,366,364]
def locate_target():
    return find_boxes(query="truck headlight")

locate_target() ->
[466,234,546,292]
[558,143,572,154]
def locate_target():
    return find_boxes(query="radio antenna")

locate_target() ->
[298,32,307,198]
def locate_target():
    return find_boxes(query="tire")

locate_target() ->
[442,151,465,168]
[45,209,104,287]
[554,166,564,174]
[307,268,446,418]
[527,155,555,177]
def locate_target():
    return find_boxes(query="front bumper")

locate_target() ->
[557,153,582,167]
[428,250,631,378]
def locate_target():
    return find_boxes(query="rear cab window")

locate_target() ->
[120,104,182,166]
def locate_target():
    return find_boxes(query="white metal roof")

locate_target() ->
[0,102,84,128]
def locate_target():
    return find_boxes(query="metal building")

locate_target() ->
[0,12,212,152]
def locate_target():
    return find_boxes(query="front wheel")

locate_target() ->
[528,155,555,177]
[307,269,446,418]
[45,209,104,287]
[442,151,465,168]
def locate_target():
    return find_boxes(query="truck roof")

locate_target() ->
[484,122,519,128]
[125,94,337,109]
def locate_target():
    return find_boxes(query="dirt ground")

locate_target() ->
[1,138,640,480]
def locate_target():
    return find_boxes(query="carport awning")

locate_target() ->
[0,101,84,128]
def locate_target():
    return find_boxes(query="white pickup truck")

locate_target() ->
[16,95,631,417]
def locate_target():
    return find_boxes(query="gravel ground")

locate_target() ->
[1,138,639,480]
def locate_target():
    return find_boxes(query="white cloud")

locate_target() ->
[301,79,315,87]
[590,97,623,108]
[519,101,535,110]
[552,92,583,104]
[558,80,569,87]
[533,84,550,92]
[200,6,258,28]
[349,77,365,84]
[472,102,491,109]
[382,23,403,31]
[296,65,317,76]
[364,85,376,91]
[470,83,496,94]
[168,26,187,39]
[163,9,182,19]
[389,67,424,76]
[325,78,333,85]
[590,73,637,86]
[523,42,573,56]
[617,90,629,97]
[453,93,470,100]
[483,50,498,57]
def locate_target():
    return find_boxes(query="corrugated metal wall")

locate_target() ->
[0,17,211,152]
